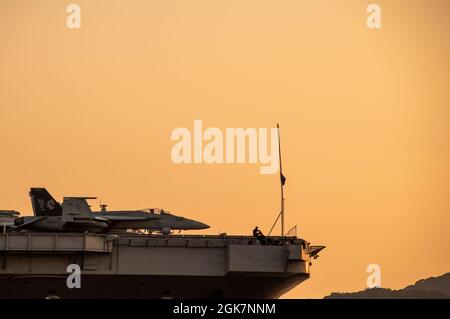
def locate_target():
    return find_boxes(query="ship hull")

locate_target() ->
[0,273,309,299]
[0,233,315,299]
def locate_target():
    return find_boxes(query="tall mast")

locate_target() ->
[277,124,286,236]
[267,124,287,237]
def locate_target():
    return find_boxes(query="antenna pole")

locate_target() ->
[277,123,285,237]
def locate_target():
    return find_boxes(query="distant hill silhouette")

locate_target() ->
[324,273,450,299]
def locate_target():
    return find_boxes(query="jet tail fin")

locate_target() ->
[62,197,97,220]
[29,188,62,217]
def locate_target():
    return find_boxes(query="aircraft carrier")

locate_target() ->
[0,187,324,299]
[0,232,322,299]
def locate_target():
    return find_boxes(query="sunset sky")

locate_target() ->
[0,0,449,298]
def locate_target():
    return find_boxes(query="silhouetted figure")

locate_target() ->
[253,226,267,245]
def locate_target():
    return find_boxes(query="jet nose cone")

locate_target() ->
[191,220,210,230]
[198,222,210,229]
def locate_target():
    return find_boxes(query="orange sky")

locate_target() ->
[0,0,449,298]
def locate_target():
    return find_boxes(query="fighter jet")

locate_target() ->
[12,188,109,232]
[92,207,210,234]
[12,188,209,234]
[0,210,19,232]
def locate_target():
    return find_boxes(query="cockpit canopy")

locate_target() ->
[141,208,171,215]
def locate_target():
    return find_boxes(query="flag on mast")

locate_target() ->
[280,172,286,186]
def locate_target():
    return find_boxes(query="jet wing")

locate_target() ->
[8,216,45,232]
[0,210,20,217]
[95,211,161,221]
[99,215,151,221]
